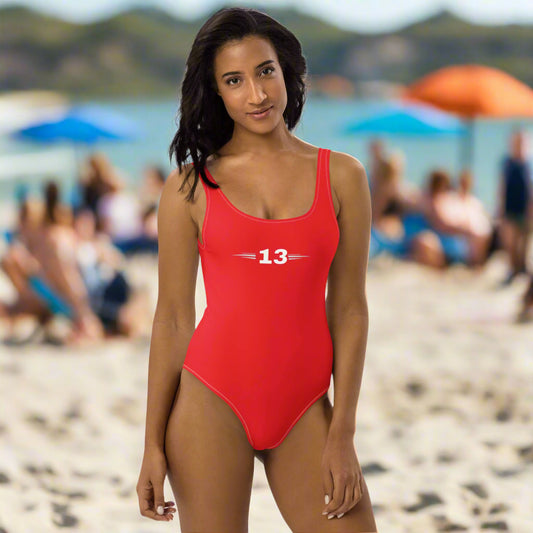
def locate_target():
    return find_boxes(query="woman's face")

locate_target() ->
[213,35,287,133]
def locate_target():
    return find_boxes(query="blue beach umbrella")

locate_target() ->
[10,104,142,144]
[342,101,467,137]
[343,101,467,262]
[8,104,142,209]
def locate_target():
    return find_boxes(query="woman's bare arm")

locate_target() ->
[143,166,200,452]
[325,152,371,438]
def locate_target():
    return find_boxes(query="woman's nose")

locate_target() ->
[248,81,267,104]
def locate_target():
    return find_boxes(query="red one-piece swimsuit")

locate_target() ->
[183,147,339,450]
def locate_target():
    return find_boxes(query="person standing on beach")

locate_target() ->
[497,129,532,285]
[136,7,377,532]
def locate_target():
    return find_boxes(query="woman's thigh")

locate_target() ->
[262,393,378,533]
[165,367,256,533]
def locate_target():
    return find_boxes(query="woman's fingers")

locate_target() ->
[137,482,175,521]
[321,468,334,516]
[322,469,367,519]
[322,470,352,518]
[356,473,364,502]
[335,483,354,517]
[153,480,176,521]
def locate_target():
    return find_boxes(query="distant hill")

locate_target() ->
[0,4,532,97]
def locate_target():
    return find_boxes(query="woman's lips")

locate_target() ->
[248,105,273,119]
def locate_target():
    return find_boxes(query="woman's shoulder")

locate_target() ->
[157,163,197,216]
[322,149,370,214]
[162,163,196,193]
[327,149,368,187]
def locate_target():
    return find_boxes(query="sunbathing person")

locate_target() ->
[409,169,493,269]
[73,208,151,337]
[0,195,103,343]
[371,150,423,241]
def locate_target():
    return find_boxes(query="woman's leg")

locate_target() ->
[1,244,41,299]
[502,219,520,273]
[0,249,52,324]
[517,226,529,272]
[165,368,256,533]
[261,393,377,532]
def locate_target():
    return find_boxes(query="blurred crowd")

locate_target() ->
[0,129,532,346]
[0,153,166,345]
[369,128,533,321]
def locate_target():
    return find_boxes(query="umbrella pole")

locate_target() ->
[71,145,82,210]
[460,119,474,172]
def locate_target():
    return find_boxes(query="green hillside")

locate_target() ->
[0,4,532,97]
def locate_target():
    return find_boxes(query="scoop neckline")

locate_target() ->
[203,148,322,223]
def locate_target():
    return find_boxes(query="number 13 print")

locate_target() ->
[259,248,288,264]
[232,248,309,263]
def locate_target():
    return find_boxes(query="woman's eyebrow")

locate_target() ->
[221,59,275,78]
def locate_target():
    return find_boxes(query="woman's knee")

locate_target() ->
[410,233,445,268]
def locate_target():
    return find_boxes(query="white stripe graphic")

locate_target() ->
[232,253,257,259]
[232,252,310,261]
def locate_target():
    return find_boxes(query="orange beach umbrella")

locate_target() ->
[401,64,533,168]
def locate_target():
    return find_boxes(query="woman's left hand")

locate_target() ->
[321,432,363,519]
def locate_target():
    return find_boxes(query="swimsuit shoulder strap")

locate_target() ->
[315,148,335,222]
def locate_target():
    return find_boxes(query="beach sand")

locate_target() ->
[0,250,532,532]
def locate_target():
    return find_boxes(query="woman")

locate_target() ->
[136,7,377,532]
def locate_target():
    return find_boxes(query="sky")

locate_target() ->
[2,0,533,32]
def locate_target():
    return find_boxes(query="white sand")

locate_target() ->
[0,251,532,532]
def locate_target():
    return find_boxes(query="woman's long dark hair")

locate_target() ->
[169,6,308,202]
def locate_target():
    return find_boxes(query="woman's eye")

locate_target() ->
[225,67,274,86]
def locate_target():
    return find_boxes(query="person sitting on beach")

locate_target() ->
[0,188,104,344]
[28,181,105,342]
[94,164,158,254]
[38,181,147,339]
[455,169,495,265]
[74,152,126,228]
[370,150,422,240]
[0,198,54,336]
[409,169,491,269]
[73,208,151,337]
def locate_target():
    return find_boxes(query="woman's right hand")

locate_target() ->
[136,447,176,521]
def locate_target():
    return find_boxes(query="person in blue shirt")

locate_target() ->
[497,129,532,285]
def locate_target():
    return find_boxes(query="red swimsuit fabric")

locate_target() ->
[183,148,339,450]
